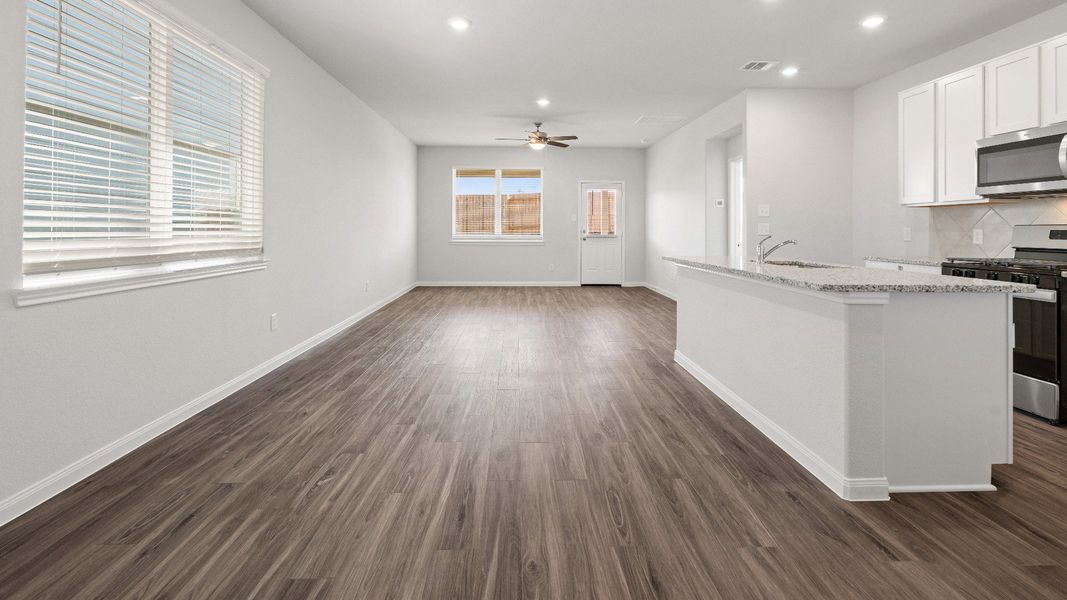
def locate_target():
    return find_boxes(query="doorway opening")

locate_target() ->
[728,156,745,261]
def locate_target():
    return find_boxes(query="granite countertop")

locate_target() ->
[663,256,1036,293]
[864,256,947,267]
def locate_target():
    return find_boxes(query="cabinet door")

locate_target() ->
[899,83,936,205]
[1042,35,1067,125]
[985,47,1040,135]
[937,67,983,203]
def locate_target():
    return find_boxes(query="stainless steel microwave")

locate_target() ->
[977,122,1067,198]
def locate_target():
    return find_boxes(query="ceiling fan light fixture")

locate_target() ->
[529,141,547,150]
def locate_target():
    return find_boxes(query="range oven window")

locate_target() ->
[1014,295,1058,382]
[978,135,1066,187]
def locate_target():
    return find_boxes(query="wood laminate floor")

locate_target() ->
[3,286,1067,599]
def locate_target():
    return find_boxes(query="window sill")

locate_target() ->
[12,258,269,307]
[451,237,544,246]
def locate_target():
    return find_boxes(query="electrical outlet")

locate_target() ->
[270,313,278,331]
[548,263,555,272]
[757,222,771,236]
[364,280,370,292]
[972,229,984,245]
[903,226,912,242]
[758,204,771,217]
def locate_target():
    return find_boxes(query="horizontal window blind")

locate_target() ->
[586,189,616,235]
[454,169,497,235]
[501,169,541,236]
[24,0,266,275]
[453,168,542,238]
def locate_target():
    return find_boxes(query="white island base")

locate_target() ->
[669,260,1016,501]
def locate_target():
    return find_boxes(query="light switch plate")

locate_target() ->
[972,228,984,245]
[713,198,725,208]
[757,222,771,236]
[903,226,912,242]
[758,204,771,217]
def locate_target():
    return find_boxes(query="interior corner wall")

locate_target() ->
[645,89,853,297]
[0,0,417,523]
[645,91,748,295]
[416,146,646,284]
[851,3,1067,264]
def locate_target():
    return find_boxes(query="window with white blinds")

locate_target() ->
[453,168,542,240]
[23,0,266,276]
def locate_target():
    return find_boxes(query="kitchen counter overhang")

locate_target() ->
[664,256,1018,501]
[664,255,1034,294]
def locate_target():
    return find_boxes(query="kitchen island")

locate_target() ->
[665,256,1033,501]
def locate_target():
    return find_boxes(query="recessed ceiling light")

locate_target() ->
[536,98,550,107]
[780,65,799,77]
[861,15,886,29]
[447,17,471,31]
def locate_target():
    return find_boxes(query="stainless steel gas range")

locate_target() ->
[943,225,1067,423]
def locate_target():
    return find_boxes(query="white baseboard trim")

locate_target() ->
[673,350,890,502]
[0,283,417,528]
[640,281,677,300]
[416,281,579,287]
[888,484,997,493]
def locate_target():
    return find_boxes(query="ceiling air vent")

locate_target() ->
[635,115,688,125]
[740,60,779,72]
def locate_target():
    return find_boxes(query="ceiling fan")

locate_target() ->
[496,122,577,149]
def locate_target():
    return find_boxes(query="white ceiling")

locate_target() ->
[243,0,1062,147]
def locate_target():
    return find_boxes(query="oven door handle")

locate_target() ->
[1014,289,1058,303]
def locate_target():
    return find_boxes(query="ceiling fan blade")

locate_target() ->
[495,138,529,141]
[549,135,577,141]
[547,140,569,148]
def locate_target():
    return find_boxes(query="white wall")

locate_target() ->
[704,138,728,257]
[852,3,1067,263]
[0,0,417,521]
[417,146,645,284]
[745,89,854,264]
[645,89,853,295]
[645,92,747,294]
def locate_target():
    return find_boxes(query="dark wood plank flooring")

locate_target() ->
[3,286,1067,599]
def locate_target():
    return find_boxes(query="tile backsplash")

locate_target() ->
[930,198,1067,258]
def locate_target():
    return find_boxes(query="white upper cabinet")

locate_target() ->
[985,47,1040,135]
[899,83,936,205]
[937,68,984,203]
[1042,34,1067,125]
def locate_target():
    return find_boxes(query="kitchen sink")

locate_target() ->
[763,260,840,269]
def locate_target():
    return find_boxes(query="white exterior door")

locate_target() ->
[580,182,623,285]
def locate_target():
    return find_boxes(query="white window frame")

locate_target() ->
[451,167,545,244]
[14,0,271,307]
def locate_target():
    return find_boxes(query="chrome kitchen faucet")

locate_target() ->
[755,235,798,265]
